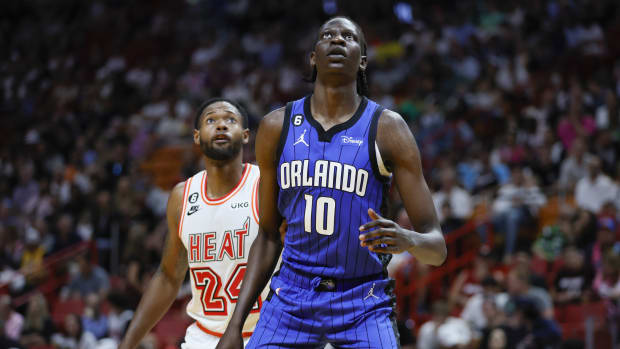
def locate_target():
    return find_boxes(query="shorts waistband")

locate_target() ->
[194,322,253,338]
[276,265,384,292]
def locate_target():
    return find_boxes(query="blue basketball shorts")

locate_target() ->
[246,265,400,348]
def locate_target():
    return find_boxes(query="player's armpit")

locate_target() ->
[375,110,447,266]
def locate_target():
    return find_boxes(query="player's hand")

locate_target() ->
[358,208,414,254]
[215,328,243,349]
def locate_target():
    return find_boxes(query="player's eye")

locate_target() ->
[206,118,215,124]
[344,33,354,40]
[227,117,237,124]
[321,32,332,40]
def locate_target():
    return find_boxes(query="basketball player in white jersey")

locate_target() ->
[120,98,269,349]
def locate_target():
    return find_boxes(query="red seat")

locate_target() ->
[153,311,192,347]
[52,298,84,327]
[560,322,585,340]
[556,302,607,323]
[109,275,126,290]
[559,304,585,323]
[583,302,607,321]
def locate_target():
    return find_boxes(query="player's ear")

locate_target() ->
[359,55,367,71]
[310,51,316,68]
[193,129,200,145]
[242,128,250,145]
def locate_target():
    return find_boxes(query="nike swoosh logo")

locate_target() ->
[187,208,200,216]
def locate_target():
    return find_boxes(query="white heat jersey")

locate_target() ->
[178,163,265,339]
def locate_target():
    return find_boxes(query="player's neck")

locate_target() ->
[202,155,245,199]
[312,79,360,120]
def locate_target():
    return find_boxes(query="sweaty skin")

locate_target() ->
[217,18,446,348]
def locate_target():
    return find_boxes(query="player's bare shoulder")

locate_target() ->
[256,106,286,158]
[258,106,286,138]
[167,181,188,222]
[376,108,417,163]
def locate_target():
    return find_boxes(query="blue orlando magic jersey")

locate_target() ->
[276,95,392,279]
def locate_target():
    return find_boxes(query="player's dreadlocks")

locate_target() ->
[308,16,369,97]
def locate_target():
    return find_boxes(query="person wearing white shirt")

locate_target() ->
[417,301,472,349]
[575,156,618,214]
[492,167,546,259]
[460,277,509,339]
[432,168,473,223]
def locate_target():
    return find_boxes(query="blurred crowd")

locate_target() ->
[2,0,620,348]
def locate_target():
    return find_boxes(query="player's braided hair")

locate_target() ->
[307,16,369,97]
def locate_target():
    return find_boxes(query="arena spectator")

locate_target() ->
[0,295,23,341]
[460,276,509,340]
[557,101,596,151]
[511,250,547,289]
[106,293,133,342]
[432,168,473,225]
[51,313,97,349]
[81,293,108,340]
[19,292,55,347]
[588,217,620,274]
[505,297,562,348]
[417,301,472,349]
[559,138,593,191]
[20,226,46,284]
[506,269,554,319]
[592,251,620,304]
[551,246,594,305]
[575,156,617,214]
[66,254,110,299]
[492,167,546,260]
[448,246,499,308]
[51,213,82,254]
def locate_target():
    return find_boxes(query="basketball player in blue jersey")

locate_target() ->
[218,16,447,348]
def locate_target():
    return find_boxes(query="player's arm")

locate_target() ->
[119,182,188,349]
[359,110,447,266]
[217,108,285,348]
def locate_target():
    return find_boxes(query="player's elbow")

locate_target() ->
[430,242,448,266]
[423,234,447,267]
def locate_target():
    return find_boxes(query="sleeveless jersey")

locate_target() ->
[276,95,392,279]
[179,163,265,337]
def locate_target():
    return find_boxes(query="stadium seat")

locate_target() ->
[557,302,607,324]
[558,304,585,323]
[153,310,192,347]
[51,298,84,327]
[560,322,585,340]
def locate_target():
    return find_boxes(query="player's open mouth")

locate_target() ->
[327,47,347,58]
[213,135,230,144]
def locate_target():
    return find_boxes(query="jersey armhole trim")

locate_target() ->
[368,106,392,182]
[251,176,260,224]
[177,177,193,239]
[275,102,293,163]
[375,142,392,177]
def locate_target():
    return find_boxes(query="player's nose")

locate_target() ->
[330,32,345,45]
[215,119,228,130]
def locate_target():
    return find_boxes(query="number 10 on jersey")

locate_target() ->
[304,194,335,235]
